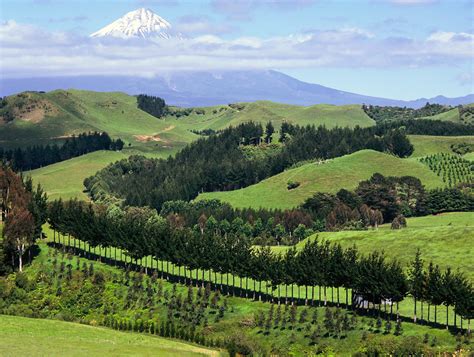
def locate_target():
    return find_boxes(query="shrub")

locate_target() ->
[287,180,300,190]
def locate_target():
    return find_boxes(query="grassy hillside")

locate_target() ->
[197,150,445,209]
[271,212,474,281]
[420,108,459,122]
[169,101,375,131]
[0,91,373,150]
[0,315,221,357]
[0,90,196,152]
[409,135,474,157]
[27,151,126,201]
[464,152,474,161]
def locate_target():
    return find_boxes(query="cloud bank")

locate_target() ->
[0,20,472,79]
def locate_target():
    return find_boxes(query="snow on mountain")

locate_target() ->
[90,8,180,40]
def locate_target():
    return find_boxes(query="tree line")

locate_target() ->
[0,132,124,171]
[363,102,451,122]
[375,119,474,136]
[84,122,413,210]
[0,166,47,272]
[46,199,474,330]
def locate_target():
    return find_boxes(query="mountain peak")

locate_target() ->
[90,8,179,40]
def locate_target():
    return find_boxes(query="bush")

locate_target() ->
[287,180,300,190]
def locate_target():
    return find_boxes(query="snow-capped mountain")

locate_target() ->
[90,8,180,40]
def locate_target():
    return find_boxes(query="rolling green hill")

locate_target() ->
[0,91,374,151]
[27,151,127,201]
[0,90,196,152]
[197,149,445,209]
[270,212,474,281]
[408,135,474,157]
[168,101,375,131]
[0,315,222,357]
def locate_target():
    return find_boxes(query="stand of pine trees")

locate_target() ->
[0,132,124,171]
[85,122,413,210]
[46,199,473,331]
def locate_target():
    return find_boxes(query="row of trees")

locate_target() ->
[0,166,47,272]
[363,102,451,122]
[46,199,474,329]
[84,122,413,210]
[0,132,124,171]
[375,119,474,136]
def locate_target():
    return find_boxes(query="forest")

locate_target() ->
[362,103,452,122]
[0,132,124,171]
[84,122,413,210]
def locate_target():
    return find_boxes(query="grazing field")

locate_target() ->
[0,91,373,151]
[27,151,126,200]
[0,315,222,357]
[169,101,375,131]
[0,90,196,151]
[271,212,474,281]
[408,135,474,157]
[197,150,445,209]
[420,108,459,122]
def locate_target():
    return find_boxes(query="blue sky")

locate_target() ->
[1,0,473,99]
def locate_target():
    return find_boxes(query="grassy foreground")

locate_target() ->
[197,150,444,209]
[0,315,222,357]
[1,242,467,355]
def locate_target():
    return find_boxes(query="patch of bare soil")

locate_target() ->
[16,99,59,123]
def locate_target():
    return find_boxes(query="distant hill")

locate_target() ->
[197,149,445,209]
[0,90,374,149]
[2,70,472,108]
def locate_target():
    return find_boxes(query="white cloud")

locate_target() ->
[0,21,472,79]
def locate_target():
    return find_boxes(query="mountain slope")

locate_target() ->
[197,150,445,209]
[2,71,472,108]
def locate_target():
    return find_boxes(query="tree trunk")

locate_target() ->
[446,305,449,329]
[414,297,417,323]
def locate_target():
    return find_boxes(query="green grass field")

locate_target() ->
[0,90,196,152]
[420,108,460,122]
[27,151,127,201]
[197,149,445,209]
[168,101,374,131]
[0,91,373,151]
[271,212,474,281]
[408,135,474,157]
[0,315,222,357]
[464,152,474,161]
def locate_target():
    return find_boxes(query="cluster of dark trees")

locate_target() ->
[363,102,451,122]
[144,174,473,244]
[160,199,317,245]
[136,94,168,118]
[46,199,474,328]
[0,166,47,273]
[375,119,474,136]
[303,174,473,229]
[84,122,413,210]
[0,132,124,171]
